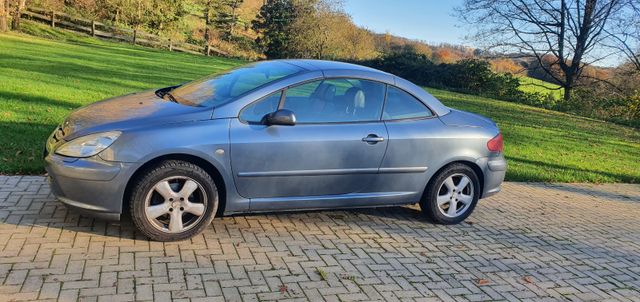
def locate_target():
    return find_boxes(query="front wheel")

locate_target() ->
[420,163,480,224]
[130,160,218,241]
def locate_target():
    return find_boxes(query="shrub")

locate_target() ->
[358,51,524,102]
[568,89,640,128]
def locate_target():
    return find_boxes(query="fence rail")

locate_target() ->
[21,7,228,57]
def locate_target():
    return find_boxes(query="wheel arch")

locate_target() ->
[422,160,485,200]
[123,153,227,218]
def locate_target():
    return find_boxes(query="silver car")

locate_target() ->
[44,60,506,241]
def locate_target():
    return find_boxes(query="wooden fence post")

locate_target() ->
[132,28,137,45]
[91,20,95,37]
[168,39,173,51]
[50,10,55,27]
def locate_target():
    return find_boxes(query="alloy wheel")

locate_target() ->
[144,176,208,233]
[436,173,475,218]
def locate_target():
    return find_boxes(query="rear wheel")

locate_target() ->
[420,163,480,224]
[130,160,218,241]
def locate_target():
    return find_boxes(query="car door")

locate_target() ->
[229,78,388,210]
[372,85,448,204]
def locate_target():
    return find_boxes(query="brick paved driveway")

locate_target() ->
[0,176,639,301]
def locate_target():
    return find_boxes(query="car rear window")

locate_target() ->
[168,61,303,107]
[383,86,433,120]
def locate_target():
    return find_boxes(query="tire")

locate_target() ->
[130,160,218,241]
[420,163,480,224]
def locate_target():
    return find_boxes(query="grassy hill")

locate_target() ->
[1,29,639,183]
[518,76,564,99]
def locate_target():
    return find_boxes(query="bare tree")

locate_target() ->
[604,0,640,71]
[458,0,640,101]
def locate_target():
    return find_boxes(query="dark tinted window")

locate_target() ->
[383,86,433,120]
[168,61,302,107]
[239,92,281,123]
[281,78,385,123]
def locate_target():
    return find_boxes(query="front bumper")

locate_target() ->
[45,153,134,221]
[476,154,507,199]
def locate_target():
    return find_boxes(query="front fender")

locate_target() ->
[101,119,231,165]
[98,118,249,213]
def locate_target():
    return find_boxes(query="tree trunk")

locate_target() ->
[563,85,572,103]
[11,0,27,30]
[563,73,575,102]
[204,0,212,56]
[229,0,238,37]
[132,27,137,45]
[0,0,7,32]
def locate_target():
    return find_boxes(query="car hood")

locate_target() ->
[60,89,213,140]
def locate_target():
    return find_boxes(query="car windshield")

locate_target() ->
[168,61,303,107]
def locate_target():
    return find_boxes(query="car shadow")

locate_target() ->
[521,182,640,203]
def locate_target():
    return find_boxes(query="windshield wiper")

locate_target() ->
[163,91,179,103]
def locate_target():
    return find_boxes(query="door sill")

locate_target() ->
[249,191,418,212]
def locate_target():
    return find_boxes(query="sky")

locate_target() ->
[343,0,468,46]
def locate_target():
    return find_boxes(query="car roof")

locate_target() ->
[230,59,451,117]
[280,59,389,74]
[282,60,450,116]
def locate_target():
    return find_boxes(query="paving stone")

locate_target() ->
[0,177,638,301]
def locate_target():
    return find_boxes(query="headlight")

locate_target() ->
[55,131,121,158]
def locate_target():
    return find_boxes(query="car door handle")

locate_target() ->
[362,134,384,144]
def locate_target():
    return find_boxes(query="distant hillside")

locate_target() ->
[368,32,612,86]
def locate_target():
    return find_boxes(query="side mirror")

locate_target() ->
[265,109,296,126]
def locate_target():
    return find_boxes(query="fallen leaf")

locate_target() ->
[465,221,475,225]
[522,276,534,284]
[279,284,287,294]
[477,279,490,285]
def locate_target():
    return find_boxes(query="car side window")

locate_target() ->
[239,92,281,123]
[383,86,433,120]
[281,78,385,123]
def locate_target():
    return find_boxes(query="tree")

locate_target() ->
[144,0,189,35]
[458,0,640,102]
[252,0,297,59]
[605,2,640,71]
[214,0,243,39]
[10,0,27,30]
[343,24,376,60]
[1,0,7,32]
[491,58,524,74]
[202,0,214,55]
[281,0,376,60]
[288,0,344,59]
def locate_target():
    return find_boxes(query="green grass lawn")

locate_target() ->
[1,26,639,183]
[518,76,564,98]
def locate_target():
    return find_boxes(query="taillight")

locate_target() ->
[487,133,503,152]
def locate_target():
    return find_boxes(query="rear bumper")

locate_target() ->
[476,154,507,199]
[45,154,134,221]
